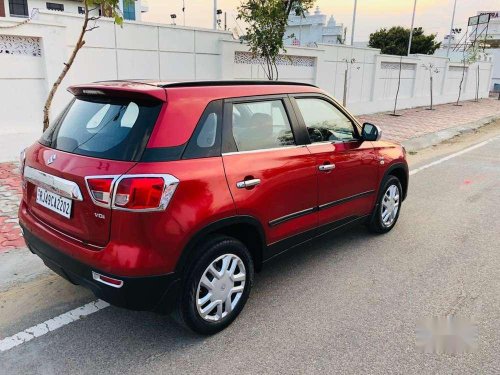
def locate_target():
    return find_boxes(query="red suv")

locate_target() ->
[19,81,408,334]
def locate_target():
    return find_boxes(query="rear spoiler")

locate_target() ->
[68,83,167,102]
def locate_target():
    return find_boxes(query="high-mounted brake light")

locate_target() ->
[113,175,179,211]
[86,177,115,206]
[82,89,106,96]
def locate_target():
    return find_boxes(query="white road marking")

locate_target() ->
[409,137,499,176]
[1,136,498,354]
[0,300,109,352]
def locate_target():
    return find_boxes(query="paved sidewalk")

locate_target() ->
[1,98,499,253]
[0,162,24,252]
[359,98,500,144]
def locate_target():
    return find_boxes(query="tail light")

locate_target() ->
[86,177,115,206]
[85,174,178,211]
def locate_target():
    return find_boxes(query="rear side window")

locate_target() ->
[182,100,223,159]
[41,97,162,161]
[231,100,295,152]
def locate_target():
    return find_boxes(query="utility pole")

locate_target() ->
[407,0,417,56]
[213,0,217,30]
[182,0,186,26]
[350,0,357,45]
[446,0,457,57]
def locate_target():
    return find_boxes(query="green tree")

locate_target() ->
[237,0,315,80]
[368,26,441,56]
[42,0,127,131]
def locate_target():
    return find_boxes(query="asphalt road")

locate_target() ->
[2,129,500,374]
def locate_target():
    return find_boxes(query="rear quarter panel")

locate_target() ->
[109,157,236,274]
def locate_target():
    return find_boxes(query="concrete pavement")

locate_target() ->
[1,124,500,374]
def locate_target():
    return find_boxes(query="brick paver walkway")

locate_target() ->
[1,98,499,252]
[359,98,500,143]
[0,162,24,252]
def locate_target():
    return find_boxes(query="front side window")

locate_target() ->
[296,98,358,143]
[232,100,295,152]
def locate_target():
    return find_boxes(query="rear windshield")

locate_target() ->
[40,96,163,161]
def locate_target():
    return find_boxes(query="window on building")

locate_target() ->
[8,0,29,17]
[78,6,85,14]
[46,3,64,11]
[123,0,136,21]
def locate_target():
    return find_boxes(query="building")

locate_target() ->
[0,0,147,21]
[284,6,344,47]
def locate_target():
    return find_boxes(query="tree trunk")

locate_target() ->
[42,2,90,131]
[456,62,466,106]
[393,56,402,115]
[343,68,348,107]
[429,75,433,110]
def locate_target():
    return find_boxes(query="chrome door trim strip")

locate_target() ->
[222,145,306,156]
[24,166,84,201]
[268,207,317,227]
[318,190,375,211]
[267,190,375,227]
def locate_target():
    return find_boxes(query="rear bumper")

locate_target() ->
[21,224,181,313]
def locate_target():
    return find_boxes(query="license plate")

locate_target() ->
[36,187,72,219]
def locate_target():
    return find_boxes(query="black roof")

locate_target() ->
[157,80,318,88]
[91,79,318,90]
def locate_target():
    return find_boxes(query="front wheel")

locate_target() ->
[368,175,402,234]
[176,235,254,335]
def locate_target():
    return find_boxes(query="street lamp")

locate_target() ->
[182,0,186,26]
[407,0,417,55]
[446,0,458,57]
[350,0,357,46]
[216,9,223,29]
[213,0,218,30]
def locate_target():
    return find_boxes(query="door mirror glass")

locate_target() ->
[362,122,382,141]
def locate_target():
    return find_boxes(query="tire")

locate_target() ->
[175,235,254,335]
[368,175,403,234]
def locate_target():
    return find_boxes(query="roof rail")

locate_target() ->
[158,80,318,88]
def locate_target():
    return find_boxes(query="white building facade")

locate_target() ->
[284,6,344,47]
[0,0,146,21]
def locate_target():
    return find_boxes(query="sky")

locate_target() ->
[142,0,500,43]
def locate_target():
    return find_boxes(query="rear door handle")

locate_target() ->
[318,164,335,172]
[236,178,261,189]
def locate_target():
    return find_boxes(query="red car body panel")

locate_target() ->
[222,146,318,245]
[18,80,409,311]
[306,140,379,226]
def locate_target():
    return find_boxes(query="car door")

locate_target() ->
[221,95,318,250]
[291,95,379,228]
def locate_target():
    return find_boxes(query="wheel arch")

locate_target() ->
[383,162,409,200]
[175,216,266,276]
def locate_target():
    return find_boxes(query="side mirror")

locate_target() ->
[362,122,382,141]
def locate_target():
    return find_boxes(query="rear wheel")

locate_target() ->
[368,175,402,234]
[176,235,254,334]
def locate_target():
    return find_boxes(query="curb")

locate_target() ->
[401,114,500,152]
